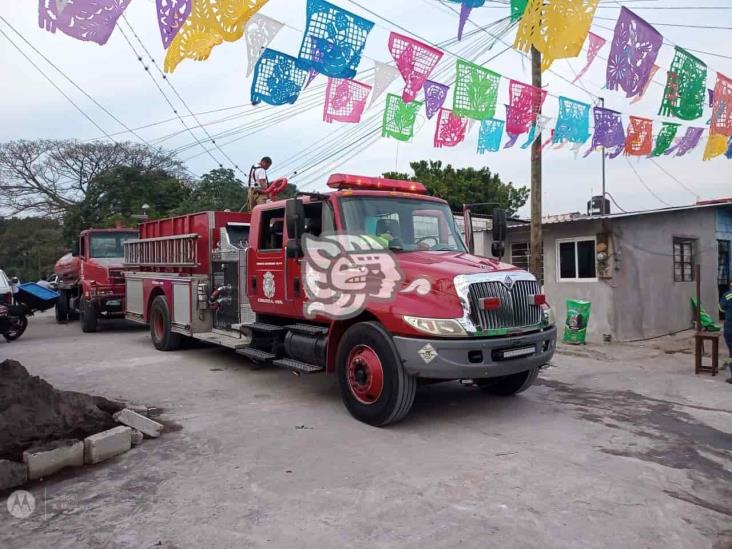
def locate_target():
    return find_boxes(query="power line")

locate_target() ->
[116,23,225,169]
[648,158,700,201]
[624,156,673,207]
[0,16,154,145]
[119,16,250,177]
[0,25,117,141]
[594,15,732,31]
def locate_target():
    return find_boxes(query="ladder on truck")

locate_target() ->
[124,234,199,267]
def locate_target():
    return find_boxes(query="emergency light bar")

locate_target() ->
[327,174,428,194]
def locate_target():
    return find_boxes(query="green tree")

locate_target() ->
[176,168,248,213]
[175,168,299,214]
[0,217,65,281]
[384,160,529,216]
[0,140,186,218]
[63,166,190,241]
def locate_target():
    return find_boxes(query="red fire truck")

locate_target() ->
[124,175,556,425]
[55,227,139,332]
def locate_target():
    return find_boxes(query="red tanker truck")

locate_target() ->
[54,227,139,332]
[123,174,556,425]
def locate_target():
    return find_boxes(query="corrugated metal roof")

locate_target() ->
[508,200,732,227]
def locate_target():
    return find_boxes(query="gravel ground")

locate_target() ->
[0,312,730,549]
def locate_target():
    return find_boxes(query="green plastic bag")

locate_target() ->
[563,299,591,345]
[690,298,721,332]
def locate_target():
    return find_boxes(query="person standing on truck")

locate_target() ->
[719,281,732,384]
[247,156,273,211]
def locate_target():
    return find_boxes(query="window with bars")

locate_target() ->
[719,240,730,286]
[673,237,696,282]
[511,241,544,285]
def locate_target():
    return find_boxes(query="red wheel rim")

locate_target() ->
[153,310,164,340]
[346,345,384,405]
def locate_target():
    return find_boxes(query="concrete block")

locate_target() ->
[84,427,132,464]
[114,409,163,438]
[23,439,83,480]
[0,460,27,491]
[127,404,149,417]
[130,429,144,447]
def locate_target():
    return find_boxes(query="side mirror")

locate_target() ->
[285,198,305,241]
[491,241,505,259]
[10,277,19,284]
[492,208,507,242]
[285,198,305,260]
[71,239,80,257]
[462,206,474,255]
[286,239,303,259]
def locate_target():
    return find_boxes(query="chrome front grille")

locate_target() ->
[467,279,541,331]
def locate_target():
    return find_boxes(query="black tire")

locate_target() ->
[476,368,539,396]
[3,314,28,342]
[149,295,183,351]
[336,321,416,427]
[80,298,98,333]
[55,291,69,323]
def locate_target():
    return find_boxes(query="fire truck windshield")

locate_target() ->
[89,232,136,259]
[340,197,467,253]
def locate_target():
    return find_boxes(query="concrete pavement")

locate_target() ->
[0,312,730,548]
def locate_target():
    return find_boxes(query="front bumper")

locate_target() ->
[393,326,557,379]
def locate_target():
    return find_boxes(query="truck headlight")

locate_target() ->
[542,306,555,327]
[403,316,467,337]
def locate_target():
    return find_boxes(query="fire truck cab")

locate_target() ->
[124,174,556,426]
[55,227,139,332]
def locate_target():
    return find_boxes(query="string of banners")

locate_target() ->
[37,0,732,161]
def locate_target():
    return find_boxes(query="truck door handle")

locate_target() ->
[251,277,257,293]
[293,277,301,297]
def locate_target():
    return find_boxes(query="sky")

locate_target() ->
[0,0,730,218]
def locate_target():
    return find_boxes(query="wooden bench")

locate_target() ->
[694,332,720,376]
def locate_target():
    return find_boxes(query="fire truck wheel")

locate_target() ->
[150,295,183,351]
[80,298,97,333]
[336,322,416,427]
[475,367,539,396]
[55,291,69,323]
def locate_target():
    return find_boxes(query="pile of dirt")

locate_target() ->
[0,359,123,460]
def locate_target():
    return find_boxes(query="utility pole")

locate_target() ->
[600,96,607,214]
[529,46,542,280]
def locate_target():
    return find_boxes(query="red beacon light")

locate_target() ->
[326,174,428,194]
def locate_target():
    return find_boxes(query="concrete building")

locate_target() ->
[473,200,732,343]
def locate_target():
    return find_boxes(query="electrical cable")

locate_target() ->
[624,156,673,207]
[594,15,732,31]
[603,191,628,213]
[116,24,225,168]
[0,16,151,145]
[288,26,517,190]
[120,15,249,178]
[648,158,701,201]
[0,26,117,142]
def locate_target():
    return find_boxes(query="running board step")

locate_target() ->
[272,358,325,374]
[244,322,284,334]
[236,347,276,363]
[285,324,328,336]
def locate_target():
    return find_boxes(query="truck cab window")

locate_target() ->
[226,224,250,248]
[340,197,465,252]
[303,203,324,237]
[89,232,136,259]
[322,202,335,233]
[259,209,285,250]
